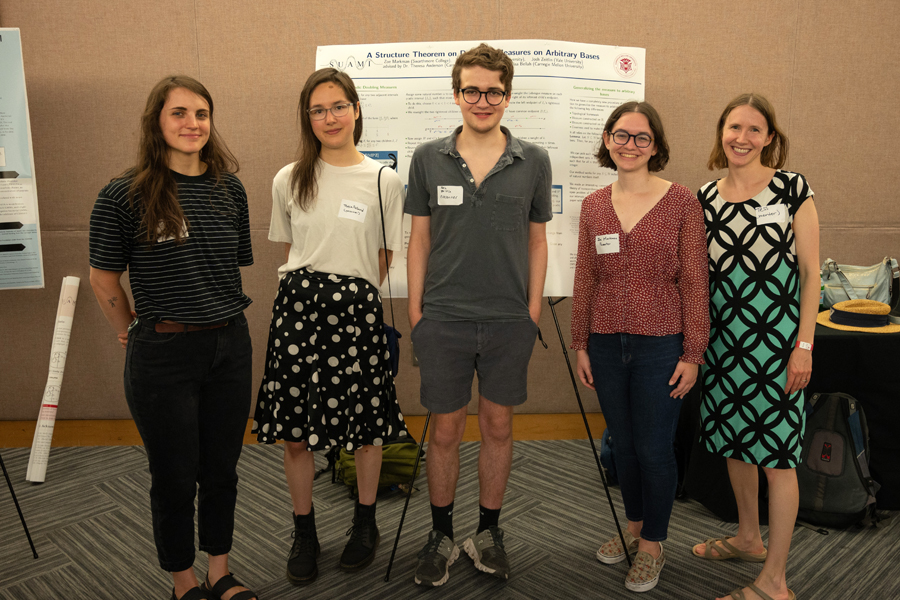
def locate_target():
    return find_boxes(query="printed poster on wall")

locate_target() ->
[316,39,645,297]
[0,28,43,290]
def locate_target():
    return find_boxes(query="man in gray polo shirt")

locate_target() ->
[405,43,552,587]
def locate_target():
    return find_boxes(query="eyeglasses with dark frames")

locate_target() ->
[459,88,507,106]
[609,130,653,148]
[307,103,354,121]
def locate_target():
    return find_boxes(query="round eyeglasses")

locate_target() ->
[610,130,653,148]
[307,103,354,121]
[460,88,507,106]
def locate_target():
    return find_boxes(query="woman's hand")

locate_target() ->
[576,349,595,390]
[669,361,698,398]
[115,310,137,349]
[785,347,812,394]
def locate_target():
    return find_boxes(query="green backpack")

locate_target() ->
[334,438,424,499]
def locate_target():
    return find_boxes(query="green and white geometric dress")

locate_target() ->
[698,170,813,469]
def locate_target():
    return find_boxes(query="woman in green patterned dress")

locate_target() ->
[692,94,820,600]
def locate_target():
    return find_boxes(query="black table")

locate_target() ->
[807,324,900,509]
[683,324,900,519]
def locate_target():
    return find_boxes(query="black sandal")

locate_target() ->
[201,573,258,600]
[170,587,214,600]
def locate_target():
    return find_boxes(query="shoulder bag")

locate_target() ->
[821,257,899,309]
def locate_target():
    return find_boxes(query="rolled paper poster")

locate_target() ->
[26,276,80,483]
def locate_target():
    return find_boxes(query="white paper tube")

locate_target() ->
[26,276,80,483]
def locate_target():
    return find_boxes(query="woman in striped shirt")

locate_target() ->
[89,75,257,600]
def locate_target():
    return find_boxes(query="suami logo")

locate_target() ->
[820,442,832,462]
[329,56,378,71]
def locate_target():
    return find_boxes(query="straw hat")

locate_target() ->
[817,299,900,333]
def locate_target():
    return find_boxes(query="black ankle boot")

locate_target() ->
[287,507,320,584]
[339,501,380,571]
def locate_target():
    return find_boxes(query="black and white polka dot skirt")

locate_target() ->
[253,268,407,451]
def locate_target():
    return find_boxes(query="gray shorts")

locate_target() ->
[410,318,539,413]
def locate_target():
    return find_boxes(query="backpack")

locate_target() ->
[599,428,618,485]
[797,392,880,528]
[334,438,424,499]
[600,425,689,495]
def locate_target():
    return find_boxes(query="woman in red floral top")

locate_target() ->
[571,101,709,593]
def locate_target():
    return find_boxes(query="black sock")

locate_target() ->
[356,500,376,522]
[293,505,314,529]
[477,505,500,533]
[431,501,454,540]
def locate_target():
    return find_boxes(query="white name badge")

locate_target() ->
[756,205,786,226]
[438,185,464,206]
[595,233,620,254]
[339,199,368,223]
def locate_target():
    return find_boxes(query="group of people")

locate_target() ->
[87,42,817,600]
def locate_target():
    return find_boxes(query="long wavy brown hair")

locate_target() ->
[289,68,363,210]
[124,75,239,244]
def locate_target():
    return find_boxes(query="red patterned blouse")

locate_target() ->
[570,182,709,363]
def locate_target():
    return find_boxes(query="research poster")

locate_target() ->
[316,39,645,297]
[0,28,43,289]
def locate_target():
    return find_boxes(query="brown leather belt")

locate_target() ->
[154,320,231,333]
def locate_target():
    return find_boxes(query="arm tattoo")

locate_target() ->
[107,296,118,308]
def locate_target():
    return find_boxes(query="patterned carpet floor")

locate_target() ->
[1,441,897,599]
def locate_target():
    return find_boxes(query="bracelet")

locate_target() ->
[795,340,813,351]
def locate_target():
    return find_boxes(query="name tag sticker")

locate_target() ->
[438,186,464,206]
[339,199,367,223]
[595,233,620,255]
[756,205,786,226]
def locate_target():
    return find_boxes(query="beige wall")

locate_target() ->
[1,0,898,420]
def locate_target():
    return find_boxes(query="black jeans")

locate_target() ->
[124,315,252,572]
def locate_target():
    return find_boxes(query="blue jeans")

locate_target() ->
[124,315,252,572]
[588,332,684,542]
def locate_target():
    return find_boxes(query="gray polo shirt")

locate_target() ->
[405,126,552,321]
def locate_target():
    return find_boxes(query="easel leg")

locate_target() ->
[546,297,631,567]
[0,449,39,559]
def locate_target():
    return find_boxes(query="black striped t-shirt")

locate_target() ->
[89,170,253,324]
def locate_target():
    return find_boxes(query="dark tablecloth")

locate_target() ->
[683,324,900,518]
[806,324,900,509]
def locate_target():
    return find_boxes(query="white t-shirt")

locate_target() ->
[269,156,404,289]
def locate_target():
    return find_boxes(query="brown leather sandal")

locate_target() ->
[692,537,767,562]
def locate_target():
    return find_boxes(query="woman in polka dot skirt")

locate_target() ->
[253,68,408,584]
[570,101,709,593]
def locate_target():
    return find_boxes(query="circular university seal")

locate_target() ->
[615,54,638,78]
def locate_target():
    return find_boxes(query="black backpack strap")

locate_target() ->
[890,257,900,309]
[808,392,825,410]
[376,166,395,329]
[844,397,881,524]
